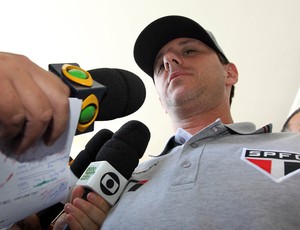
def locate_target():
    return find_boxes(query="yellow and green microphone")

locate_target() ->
[49,63,146,135]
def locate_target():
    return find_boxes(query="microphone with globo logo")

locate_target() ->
[63,120,150,230]
[38,128,114,230]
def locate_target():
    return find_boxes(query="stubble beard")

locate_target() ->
[165,88,206,119]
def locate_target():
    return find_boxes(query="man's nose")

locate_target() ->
[163,53,180,72]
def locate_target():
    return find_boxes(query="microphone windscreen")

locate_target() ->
[111,120,150,159]
[88,68,146,121]
[70,128,114,178]
[95,120,151,179]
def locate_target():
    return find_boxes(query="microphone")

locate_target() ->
[68,128,114,200]
[63,120,150,230]
[88,68,146,121]
[76,120,150,205]
[48,64,146,134]
[37,128,114,230]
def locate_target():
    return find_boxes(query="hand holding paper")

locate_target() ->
[0,98,82,229]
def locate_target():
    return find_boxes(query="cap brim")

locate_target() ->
[134,15,227,78]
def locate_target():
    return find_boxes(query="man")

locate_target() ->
[52,15,300,230]
[7,15,299,229]
[282,107,300,132]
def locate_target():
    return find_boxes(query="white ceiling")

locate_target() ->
[1,0,300,160]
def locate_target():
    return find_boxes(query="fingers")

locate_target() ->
[86,191,111,217]
[10,69,54,153]
[22,57,70,146]
[0,52,70,154]
[58,186,111,230]
[70,186,111,216]
[52,212,68,230]
[0,74,25,140]
[64,202,99,230]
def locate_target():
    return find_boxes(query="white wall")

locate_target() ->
[1,0,300,161]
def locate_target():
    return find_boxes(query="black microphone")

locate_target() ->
[88,68,146,121]
[68,129,114,199]
[49,64,146,134]
[63,120,150,229]
[77,120,150,204]
[37,128,113,230]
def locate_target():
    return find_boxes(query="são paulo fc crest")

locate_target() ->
[241,148,300,183]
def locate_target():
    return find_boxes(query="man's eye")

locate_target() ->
[183,49,196,55]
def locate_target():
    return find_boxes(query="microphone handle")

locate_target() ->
[62,188,92,230]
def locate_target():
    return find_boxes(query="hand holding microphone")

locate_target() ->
[59,120,150,230]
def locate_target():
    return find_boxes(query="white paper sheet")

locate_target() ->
[0,98,82,229]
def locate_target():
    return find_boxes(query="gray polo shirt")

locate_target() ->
[101,120,300,230]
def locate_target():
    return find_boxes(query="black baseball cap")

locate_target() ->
[134,15,228,78]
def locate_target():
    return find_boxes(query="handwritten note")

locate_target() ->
[0,98,82,229]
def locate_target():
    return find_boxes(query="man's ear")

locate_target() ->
[225,63,238,86]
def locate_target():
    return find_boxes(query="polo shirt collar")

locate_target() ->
[159,119,273,156]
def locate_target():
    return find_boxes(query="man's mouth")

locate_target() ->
[168,71,181,83]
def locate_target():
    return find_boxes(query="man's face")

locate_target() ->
[153,38,233,114]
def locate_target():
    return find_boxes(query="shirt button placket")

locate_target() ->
[180,142,198,169]
[171,141,203,189]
